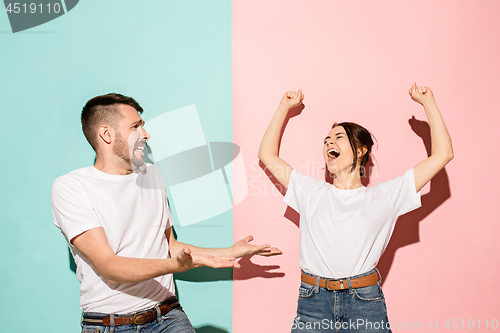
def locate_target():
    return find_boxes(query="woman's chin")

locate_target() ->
[326,166,337,176]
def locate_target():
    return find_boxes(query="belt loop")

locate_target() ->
[109,314,115,333]
[156,304,163,323]
[375,268,382,285]
[315,276,320,293]
[347,277,353,294]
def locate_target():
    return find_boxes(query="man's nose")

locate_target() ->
[143,128,151,141]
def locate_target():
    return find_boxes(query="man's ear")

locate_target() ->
[98,125,113,145]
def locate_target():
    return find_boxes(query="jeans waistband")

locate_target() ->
[302,268,379,281]
[301,268,380,294]
[82,296,179,327]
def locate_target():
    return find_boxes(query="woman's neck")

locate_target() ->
[332,169,363,190]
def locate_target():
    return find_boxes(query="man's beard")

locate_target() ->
[113,131,144,169]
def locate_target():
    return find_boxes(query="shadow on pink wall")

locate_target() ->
[378,116,451,284]
[260,114,451,284]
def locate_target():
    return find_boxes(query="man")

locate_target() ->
[51,93,281,332]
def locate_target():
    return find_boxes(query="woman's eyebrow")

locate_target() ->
[325,133,344,140]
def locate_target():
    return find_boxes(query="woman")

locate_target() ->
[258,84,453,332]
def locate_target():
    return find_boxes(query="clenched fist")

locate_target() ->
[409,83,435,106]
[280,89,304,109]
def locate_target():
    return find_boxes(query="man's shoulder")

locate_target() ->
[56,165,94,180]
[52,166,94,190]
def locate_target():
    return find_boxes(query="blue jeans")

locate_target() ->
[81,307,195,333]
[291,269,392,333]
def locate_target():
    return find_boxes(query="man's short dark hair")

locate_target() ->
[81,93,144,151]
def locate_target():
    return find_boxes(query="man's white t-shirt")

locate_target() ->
[51,163,175,314]
[283,168,421,279]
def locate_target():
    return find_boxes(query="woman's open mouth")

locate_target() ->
[327,148,340,160]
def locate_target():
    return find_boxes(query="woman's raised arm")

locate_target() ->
[409,83,454,192]
[258,90,304,189]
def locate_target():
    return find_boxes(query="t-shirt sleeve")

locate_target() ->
[165,194,174,229]
[283,169,325,213]
[51,177,102,244]
[377,168,422,216]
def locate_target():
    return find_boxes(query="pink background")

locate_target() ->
[233,1,500,332]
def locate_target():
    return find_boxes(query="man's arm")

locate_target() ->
[72,227,239,284]
[165,227,282,260]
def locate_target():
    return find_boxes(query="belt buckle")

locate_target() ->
[133,310,149,325]
[325,279,335,291]
[326,279,344,290]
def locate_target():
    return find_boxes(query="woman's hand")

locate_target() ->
[280,89,304,110]
[408,83,435,106]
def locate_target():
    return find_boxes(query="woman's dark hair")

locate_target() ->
[331,122,375,177]
[81,93,143,151]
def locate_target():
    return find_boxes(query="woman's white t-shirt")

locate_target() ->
[283,168,421,279]
[51,164,175,314]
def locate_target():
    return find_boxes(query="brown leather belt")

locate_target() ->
[301,271,378,290]
[82,297,180,327]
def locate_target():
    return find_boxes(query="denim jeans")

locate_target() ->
[81,307,195,333]
[291,269,392,333]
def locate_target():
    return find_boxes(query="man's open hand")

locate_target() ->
[231,235,283,258]
[176,247,240,272]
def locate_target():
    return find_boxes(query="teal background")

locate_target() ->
[0,1,232,332]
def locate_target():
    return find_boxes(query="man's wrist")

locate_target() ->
[167,257,185,274]
[227,245,237,258]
